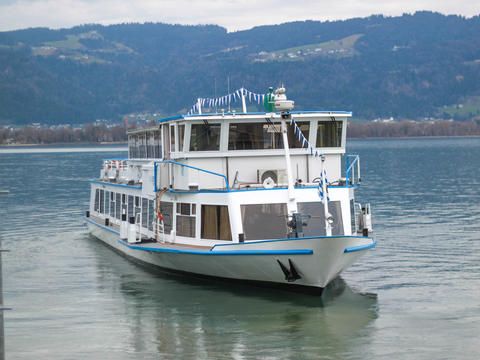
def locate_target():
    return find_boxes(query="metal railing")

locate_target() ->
[155,160,230,192]
[345,154,361,186]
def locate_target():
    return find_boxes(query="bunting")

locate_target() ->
[186,87,265,115]
[290,117,325,158]
[318,168,330,203]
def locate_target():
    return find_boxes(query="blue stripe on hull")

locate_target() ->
[86,217,375,255]
[344,240,377,253]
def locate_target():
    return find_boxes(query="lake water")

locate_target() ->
[0,138,479,359]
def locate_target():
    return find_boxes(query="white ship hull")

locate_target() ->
[86,218,375,294]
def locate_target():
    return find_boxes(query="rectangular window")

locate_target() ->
[141,133,147,158]
[128,135,138,159]
[148,200,155,231]
[201,205,232,241]
[128,195,134,220]
[110,192,115,218]
[178,124,185,152]
[147,132,155,158]
[228,123,281,150]
[228,122,310,150]
[176,202,196,237]
[176,216,195,237]
[142,198,148,228]
[241,203,288,240]
[179,203,191,216]
[288,122,310,148]
[154,131,162,158]
[316,121,343,147]
[297,201,344,236]
[105,191,110,215]
[170,125,176,152]
[115,193,121,220]
[94,189,100,212]
[99,190,105,214]
[159,202,173,233]
[190,124,221,151]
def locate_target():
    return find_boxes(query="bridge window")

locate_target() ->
[201,205,232,241]
[316,121,342,147]
[288,122,310,148]
[229,123,281,150]
[228,122,309,150]
[190,124,221,151]
[178,124,185,152]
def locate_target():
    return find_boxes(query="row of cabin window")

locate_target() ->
[129,132,162,159]
[93,189,155,231]
[94,189,232,241]
[190,121,342,151]
[128,121,342,158]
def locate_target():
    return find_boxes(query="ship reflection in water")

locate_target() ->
[91,236,378,359]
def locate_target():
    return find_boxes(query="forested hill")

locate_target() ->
[1,11,480,124]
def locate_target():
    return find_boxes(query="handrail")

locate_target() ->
[345,154,361,186]
[156,160,230,191]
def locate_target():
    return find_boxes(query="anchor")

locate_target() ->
[277,259,302,282]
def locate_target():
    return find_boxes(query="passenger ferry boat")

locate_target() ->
[85,87,375,295]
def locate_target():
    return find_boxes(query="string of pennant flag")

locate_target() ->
[186,87,266,115]
[290,117,329,201]
[290,117,325,158]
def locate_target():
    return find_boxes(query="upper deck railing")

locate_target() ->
[155,160,230,192]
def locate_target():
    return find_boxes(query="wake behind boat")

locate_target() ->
[85,87,375,295]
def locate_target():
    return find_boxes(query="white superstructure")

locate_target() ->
[86,87,375,295]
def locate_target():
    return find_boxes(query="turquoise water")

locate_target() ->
[0,138,479,359]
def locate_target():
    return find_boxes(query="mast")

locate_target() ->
[281,117,297,215]
[273,87,296,215]
[320,155,333,236]
[241,88,247,113]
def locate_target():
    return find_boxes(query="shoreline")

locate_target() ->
[2,135,480,147]
[0,141,127,147]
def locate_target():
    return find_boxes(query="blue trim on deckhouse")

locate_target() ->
[89,179,142,190]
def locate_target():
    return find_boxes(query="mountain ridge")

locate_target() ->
[1,11,480,124]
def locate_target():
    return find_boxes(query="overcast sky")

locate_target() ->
[0,0,479,32]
